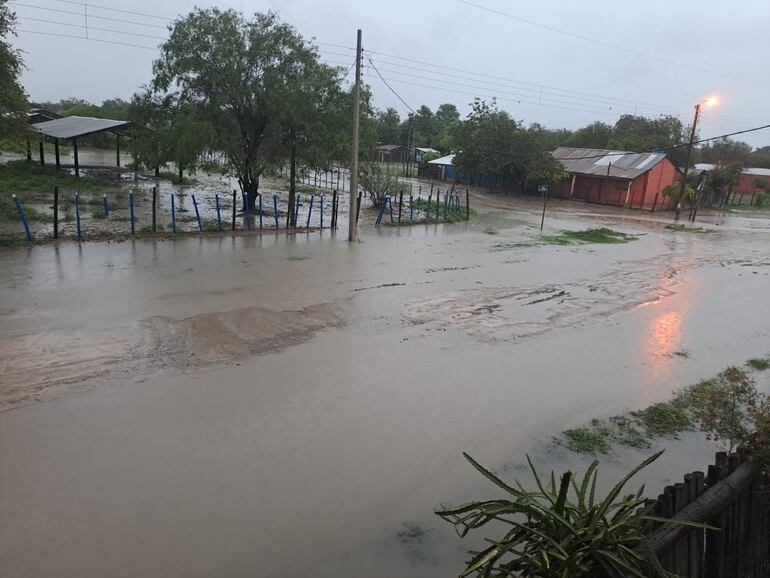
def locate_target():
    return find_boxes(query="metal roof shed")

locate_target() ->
[32,115,132,175]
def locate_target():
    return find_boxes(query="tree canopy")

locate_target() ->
[134,8,355,208]
[0,0,29,140]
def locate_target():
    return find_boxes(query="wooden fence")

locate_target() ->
[645,451,770,577]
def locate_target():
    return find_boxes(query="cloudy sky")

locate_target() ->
[9,0,770,146]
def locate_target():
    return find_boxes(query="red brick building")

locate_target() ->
[694,163,770,203]
[551,147,680,210]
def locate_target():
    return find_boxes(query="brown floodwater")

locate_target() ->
[1,194,770,577]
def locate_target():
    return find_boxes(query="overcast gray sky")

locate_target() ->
[10,0,770,146]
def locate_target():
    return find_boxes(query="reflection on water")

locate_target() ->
[649,310,683,359]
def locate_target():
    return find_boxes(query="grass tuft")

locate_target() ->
[747,358,770,371]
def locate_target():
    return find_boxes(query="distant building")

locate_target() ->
[551,147,680,210]
[414,147,439,163]
[693,163,770,203]
[374,144,405,163]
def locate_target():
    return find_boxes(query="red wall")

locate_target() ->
[553,158,678,210]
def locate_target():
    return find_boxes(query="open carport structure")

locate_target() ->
[32,116,131,176]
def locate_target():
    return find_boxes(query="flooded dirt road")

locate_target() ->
[2,194,770,577]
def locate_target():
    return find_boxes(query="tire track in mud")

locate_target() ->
[0,303,341,411]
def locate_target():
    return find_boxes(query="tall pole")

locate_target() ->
[348,29,362,243]
[676,103,700,221]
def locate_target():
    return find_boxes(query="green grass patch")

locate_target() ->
[543,228,636,245]
[747,358,770,371]
[0,159,115,197]
[562,422,613,454]
[632,401,692,438]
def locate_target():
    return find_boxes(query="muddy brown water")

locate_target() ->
[1,194,770,577]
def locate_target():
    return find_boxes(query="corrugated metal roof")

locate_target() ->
[33,116,130,139]
[693,163,770,177]
[376,144,402,151]
[415,147,438,153]
[427,153,454,166]
[552,146,667,180]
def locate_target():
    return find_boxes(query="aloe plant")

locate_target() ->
[437,451,672,577]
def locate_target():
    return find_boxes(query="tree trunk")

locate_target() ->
[287,138,298,228]
[244,177,259,212]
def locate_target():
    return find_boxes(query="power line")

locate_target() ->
[52,0,172,21]
[365,54,416,114]
[18,16,167,40]
[454,0,760,87]
[550,124,770,161]
[10,1,169,29]
[16,28,159,50]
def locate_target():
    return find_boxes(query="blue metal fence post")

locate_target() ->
[192,194,203,232]
[12,195,32,241]
[375,197,388,225]
[320,195,324,228]
[74,193,82,240]
[103,193,109,217]
[273,195,279,229]
[215,193,222,231]
[389,196,394,222]
[443,192,449,218]
[306,195,314,228]
[171,193,177,233]
[426,193,432,220]
[258,193,263,229]
[244,193,252,230]
[129,192,136,235]
[409,194,414,221]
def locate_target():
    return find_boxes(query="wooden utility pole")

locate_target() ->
[348,29,362,243]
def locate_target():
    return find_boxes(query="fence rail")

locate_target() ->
[646,451,770,577]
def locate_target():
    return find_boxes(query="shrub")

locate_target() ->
[438,451,684,578]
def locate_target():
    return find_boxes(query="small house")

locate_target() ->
[551,147,680,210]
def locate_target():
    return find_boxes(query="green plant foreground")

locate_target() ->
[438,451,694,578]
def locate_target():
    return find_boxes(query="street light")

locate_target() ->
[675,96,718,220]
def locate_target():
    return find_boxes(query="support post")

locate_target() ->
[356,191,362,224]
[55,138,60,170]
[151,187,156,231]
[231,190,237,231]
[53,186,59,238]
[12,195,32,241]
[348,29,362,243]
[306,195,315,228]
[171,194,177,233]
[116,134,121,167]
[103,193,109,217]
[466,188,470,219]
[320,194,324,228]
[258,193,263,230]
[192,195,202,232]
[72,138,79,177]
[129,192,135,235]
[215,193,222,231]
[273,195,279,229]
[39,139,45,167]
[75,193,81,240]
[398,191,403,224]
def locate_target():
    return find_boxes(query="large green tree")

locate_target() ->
[567,121,612,149]
[698,137,752,165]
[147,9,331,209]
[375,107,400,145]
[0,0,29,140]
